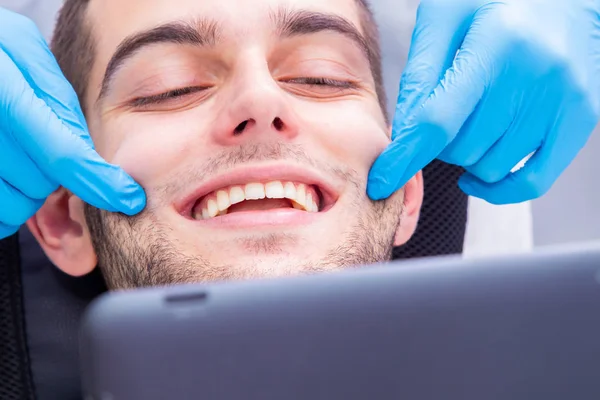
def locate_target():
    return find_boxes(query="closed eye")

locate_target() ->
[130,86,208,107]
[283,77,357,89]
[129,77,357,108]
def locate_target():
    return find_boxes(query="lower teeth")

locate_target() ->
[292,201,306,211]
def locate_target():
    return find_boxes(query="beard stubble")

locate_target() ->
[84,144,404,290]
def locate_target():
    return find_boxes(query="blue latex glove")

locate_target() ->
[368,0,600,204]
[0,8,145,239]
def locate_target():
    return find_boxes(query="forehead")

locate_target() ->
[87,0,363,56]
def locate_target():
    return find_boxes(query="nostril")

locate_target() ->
[273,117,284,131]
[234,120,249,135]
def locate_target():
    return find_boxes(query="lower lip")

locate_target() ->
[188,208,323,229]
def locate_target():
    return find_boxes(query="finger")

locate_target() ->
[0,8,89,142]
[0,51,146,215]
[394,1,470,125]
[369,23,493,200]
[0,222,20,239]
[436,0,581,165]
[459,94,598,204]
[437,73,522,167]
[0,128,58,199]
[367,129,426,201]
[464,100,546,184]
[0,180,44,226]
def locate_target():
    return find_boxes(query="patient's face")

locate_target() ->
[40,0,422,289]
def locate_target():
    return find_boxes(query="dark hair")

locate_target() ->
[51,0,387,120]
[51,0,94,113]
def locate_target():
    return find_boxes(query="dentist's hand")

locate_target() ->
[368,0,600,204]
[0,8,145,239]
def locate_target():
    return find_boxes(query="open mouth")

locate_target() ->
[191,181,326,220]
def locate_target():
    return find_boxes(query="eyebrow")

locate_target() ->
[97,8,370,103]
[272,8,370,60]
[97,19,220,101]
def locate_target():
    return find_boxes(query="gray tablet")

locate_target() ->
[80,246,600,400]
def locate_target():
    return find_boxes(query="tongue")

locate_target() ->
[228,198,294,213]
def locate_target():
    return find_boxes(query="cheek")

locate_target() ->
[98,112,209,184]
[299,101,390,171]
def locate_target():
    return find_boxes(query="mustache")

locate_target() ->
[201,143,322,177]
[155,143,362,200]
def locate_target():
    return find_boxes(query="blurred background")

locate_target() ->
[2,0,598,256]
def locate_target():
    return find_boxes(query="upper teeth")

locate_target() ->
[193,181,320,220]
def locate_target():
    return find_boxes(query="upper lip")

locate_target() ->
[175,163,341,216]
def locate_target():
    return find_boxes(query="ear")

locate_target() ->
[393,170,424,247]
[26,188,97,277]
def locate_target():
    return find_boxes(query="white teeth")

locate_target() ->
[216,190,230,211]
[194,181,321,220]
[245,183,266,200]
[229,186,245,205]
[207,199,219,218]
[306,192,314,213]
[295,184,306,209]
[292,192,318,213]
[192,209,203,221]
[265,181,285,199]
[284,182,296,199]
[201,208,210,220]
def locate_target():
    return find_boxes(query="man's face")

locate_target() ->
[31,0,423,289]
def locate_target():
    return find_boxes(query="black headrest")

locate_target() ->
[394,160,467,259]
[1,160,466,399]
[1,228,107,400]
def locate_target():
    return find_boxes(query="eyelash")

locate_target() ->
[130,77,356,107]
[283,77,356,88]
[131,86,207,107]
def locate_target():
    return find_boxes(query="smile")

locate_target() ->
[192,181,321,220]
[176,164,339,228]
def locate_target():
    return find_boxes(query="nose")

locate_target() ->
[211,70,299,145]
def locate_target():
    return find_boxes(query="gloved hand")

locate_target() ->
[0,8,145,239]
[368,0,600,204]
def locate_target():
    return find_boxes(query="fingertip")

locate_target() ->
[367,168,411,200]
[367,136,424,201]
[104,169,147,215]
[367,158,403,201]
[366,178,391,201]
[117,186,147,216]
[65,155,147,215]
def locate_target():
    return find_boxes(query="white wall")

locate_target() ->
[2,0,60,39]
[531,124,600,247]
